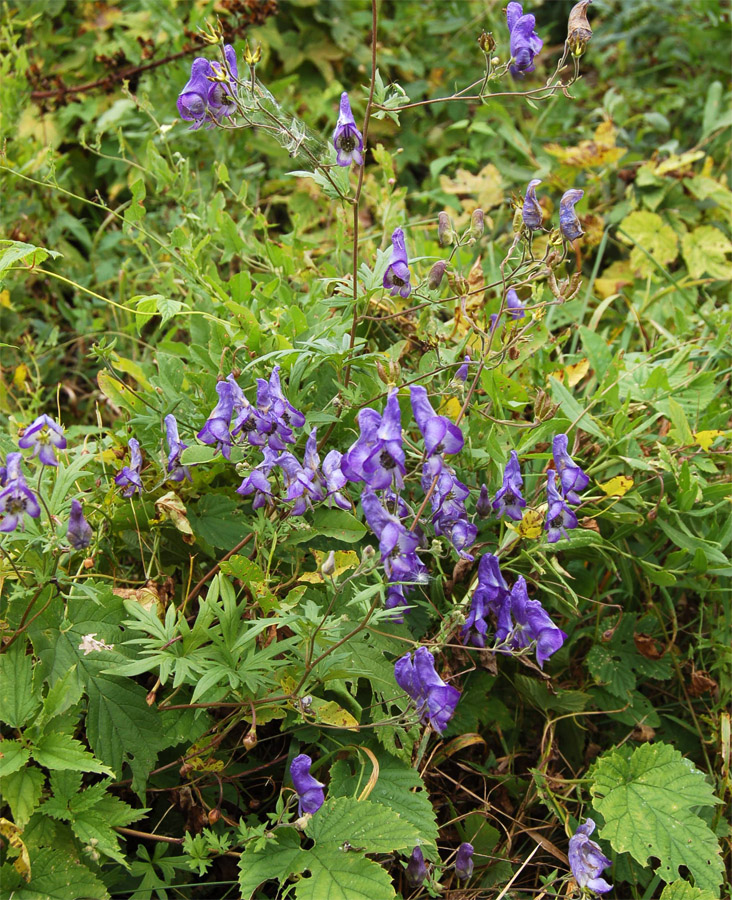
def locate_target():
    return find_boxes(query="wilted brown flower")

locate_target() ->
[567,0,593,57]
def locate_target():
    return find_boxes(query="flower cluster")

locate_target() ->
[177,45,239,130]
[506,2,543,77]
[546,433,589,542]
[462,554,566,667]
[521,179,585,241]
[394,646,461,734]
[569,819,612,894]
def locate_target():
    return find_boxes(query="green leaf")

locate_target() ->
[618,211,678,276]
[289,509,368,545]
[0,766,45,825]
[187,493,251,549]
[31,733,114,777]
[179,444,219,465]
[0,847,109,899]
[0,740,31,777]
[306,797,418,854]
[238,828,306,899]
[294,847,396,900]
[548,377,604,438]
[659,880,720,900]
[681,226,732,280]
[590,742,723,892]
[0,640,41,727]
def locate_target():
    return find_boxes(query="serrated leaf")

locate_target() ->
[306,797,418,854]
[681,225,732,280]
[659,879,719,900]
[618,211,678,276]
[693,430,724,451]
[0,740,31,777]
[0,846,109,899]
[0,767,45,825]
[238,828,305,900]
[31,733,114,777]
[294,847,396,900]
[590,742,723,892]
[0,641,41,728]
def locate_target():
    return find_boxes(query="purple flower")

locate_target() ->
[423,456,476,559]
[456,355,470,383]
[18,414,66,466]
[410,386,464,456]
[115,438,143,497]
[546,469,578,542]
[476,483,491,518]
[460,552,509,646]
[164,414,191,482]
[559,189,584,241]
[0,453,41,532]
[321,450,351,511]
[495,576,566,667]
[342,390,405,490]
[569,819,612,894]
[455,842,474,880]
[361,488,425,584]
[522,178,543,230]
[492,450,526,521]
[67,499,92,550]
[249,366,306,452]
[385,583,411,622]
[207,45,238,117]
[506,288,526,320]
[552,433,589,504]
[237,447,278,510]
[332,92,363,167]
[197,382,235,459]
[290,754,325,816]
[506,3,543,76]
[395,647,460,734]
[383,227,412,298]
[277,430,325,516]
[406,846,428,887]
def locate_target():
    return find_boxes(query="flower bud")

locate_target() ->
[476,484,491,518]
[361,544,376,563]
[242,728,257,750]
[321,550,336,577]
[208,808,221,825]
[406,846,428,887]
[567,0,593,57]
[470,208,484,240]
[477,31,496,54]
[428,260,448,291]
[376,360,389,384]
[438,211,453,247]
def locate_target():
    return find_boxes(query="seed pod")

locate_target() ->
[478,31,496,54]
[375,360,389,384]
[321,550,336,577]
[428,260,448,291]
[470,208,484,240]
[438,211,453,247]
[567,0,593,57]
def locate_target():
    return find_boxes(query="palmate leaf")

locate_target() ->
[0,640,41,728]
[238,828,306,899]
[590,742,723,893]
[659,880,720,900]
[294,847,396,900]
[0,847,108,900]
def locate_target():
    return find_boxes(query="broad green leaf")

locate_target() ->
[548,377,604,438]
[306,797,418,854]
[0,640,41,728]
[31,733,114,776]
[590,742,723,892]
[187,493,251,549]
[238,828,305,900]
[659,880,719,900]
[681,225,732,280]
[0,740,31,778]
[294,847,396,900]
[289,508,368,545]
[0,240,60,275]
[618,211,678,276]
[0,847,109,899]
[0,767,45,825]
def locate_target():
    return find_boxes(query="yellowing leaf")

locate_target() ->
[13,364,28,390]
[155,491,194,542]
[595,260,634,299]
[548,359,589,388]
[618,211,678,276]
[439,163,503,211]
[651,150,705,177]
[681,226,732,280]
[438,396,463,422]
[598,476,634,497]
[299,550,360,583]
[0,289,12,309]
[516,508,544,539]
[187,741,224,773]
[544,120,626,169]
[694,430,724,451]
[312,700,359,731]
[0,817,31,881]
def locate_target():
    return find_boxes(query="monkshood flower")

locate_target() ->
[342,390,405,490]
[0,453,41,532]
[460,552,509,647]
[332,92,363,167]
[197,382,235,459]
[394,646,460,734]
[559,189,584,242]
[237,447,278,510]
[406,846,428,887]
[207,45,238,117]
[290,754,325,816]
[383,227,412,299]
[496,576,567,667]
[492,450,526,521]
[506,288,526,320]
[522,178,543,230]
[164,414,191,483]
[0,464,6,486]
[277,431,325,516]
[455,842,474,880]
[385,583,411,622]
[423,456,476,558]
[569,819,612,895]
[476,483,491,518]
[251,366,307,452]
[18,414,66,466]
[410,385,464,457]
[361,488,425,583]
[67,499,92,550]
[456,355,470,383]
[552,433,589,504]
[322,450,351,510]
[546,469,579,542]
[115,438,143,498]
[506,2,543,76]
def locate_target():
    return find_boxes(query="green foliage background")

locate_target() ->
[0,0,730,898]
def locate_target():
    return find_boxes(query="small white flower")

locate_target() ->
[78,633,114,655]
